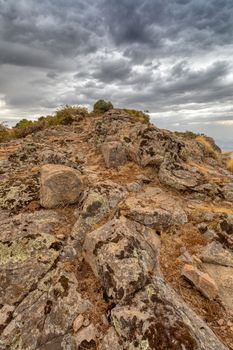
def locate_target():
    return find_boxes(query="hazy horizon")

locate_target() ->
[0,0,233,149]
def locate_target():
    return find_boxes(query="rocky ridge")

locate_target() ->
[0,109,233,349]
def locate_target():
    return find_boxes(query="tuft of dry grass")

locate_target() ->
[196,135,218,158]
[226,158,233,173]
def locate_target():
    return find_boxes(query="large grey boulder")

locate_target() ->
[83,217,160,303]
[40,164,83,208]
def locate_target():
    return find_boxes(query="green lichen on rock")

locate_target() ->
[0,233,58,266]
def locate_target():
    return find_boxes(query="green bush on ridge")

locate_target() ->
[93,100,113,113]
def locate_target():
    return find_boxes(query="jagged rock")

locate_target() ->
[83,217,160,303]
[217,215,233,249]
[71,180,127,248]
[0,268,92,350]
[159,158,205,191]
[223,183,233,202]
[182,264,218,300]
[0,176,39,213]
[40,164,83,208]
[200,241,233,267]
[111,279,227,350]
[126,125,186,167]
[101,141,128,168]
[122,187,187,229]
[83,217,226,349]
[40,149,68,165]
[0,210,64,305]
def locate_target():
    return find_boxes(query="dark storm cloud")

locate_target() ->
[103,0,233,47]
[0,0,233,147]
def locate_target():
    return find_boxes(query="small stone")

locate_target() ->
[217,319,224,326]
[182,264,218,300]
[56,233,65,240]
[73,314,84,333]
[83,318,90,327]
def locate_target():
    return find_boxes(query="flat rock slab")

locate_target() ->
[200,241,233,267]
[40,164,83,208]
[122,187,187,229]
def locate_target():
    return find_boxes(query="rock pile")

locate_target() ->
[0,109,233,349]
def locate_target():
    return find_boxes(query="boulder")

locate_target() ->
[159,158,205,191]
[83,217,227,349]
[182,264,218,300]
[122,187,187,229]
[83,217,160,303]
[40,164,83,208]
[71,180,127,247]
[101,141,127,168]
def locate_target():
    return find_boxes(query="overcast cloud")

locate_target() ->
[0,0,233,148]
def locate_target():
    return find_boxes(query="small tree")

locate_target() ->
[93,99,113,113]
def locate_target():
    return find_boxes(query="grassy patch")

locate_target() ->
[123,109,150,123]
[0,105,89,143]
[227,158,233,173]
[196,135,218,158]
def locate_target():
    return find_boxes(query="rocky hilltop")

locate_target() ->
[0,108,233,349]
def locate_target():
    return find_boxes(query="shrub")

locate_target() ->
[0,122,10,142]
[54,105,88,125]
[93,100,113,113]
[0,104,89,143]
[123,109,150,123]
[13,119,44,138]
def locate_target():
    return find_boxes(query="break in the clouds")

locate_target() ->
[0,0,233,147]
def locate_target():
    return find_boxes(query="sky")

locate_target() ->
[0,0,233,149]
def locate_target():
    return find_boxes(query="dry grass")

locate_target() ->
[187,161,210,175]
[195,203,233,215]
[196,135,218,158]
[226,158,233,173]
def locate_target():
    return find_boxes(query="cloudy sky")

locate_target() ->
[0,0,233,148]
